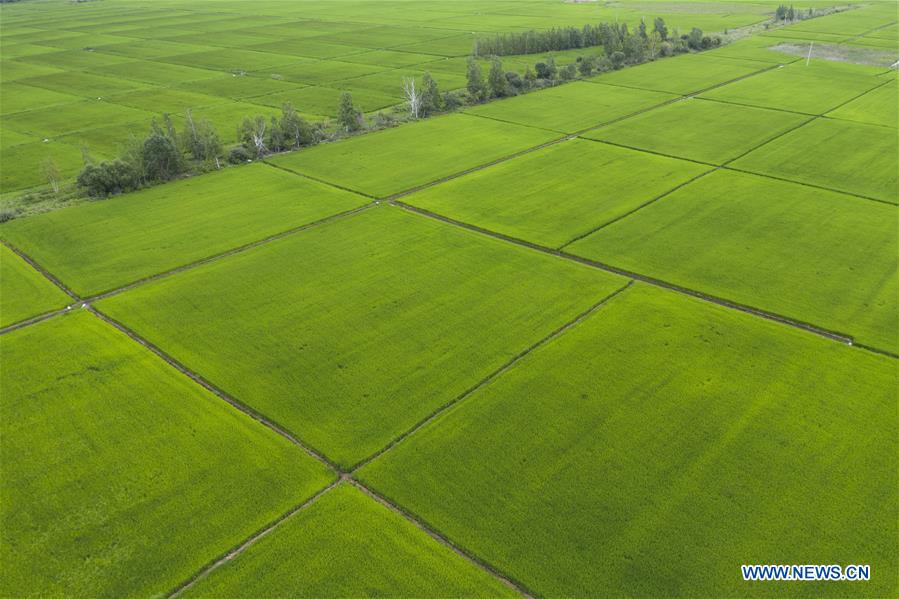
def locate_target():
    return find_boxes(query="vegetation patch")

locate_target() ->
[186,484,516,597]
[467,80,674,133]
[360,283,898,598]
[700,59,884,114]
[0,163,368,296]
[269,113,560,197]
[405,138,709,247]
[0,244,69,327]
[1,311,333,597]
[588,53,766,95]
[96,206,627,467]
[731,116,898,202]
[827,79,897,128]
[583,97,810,164]
[567,170,898,351]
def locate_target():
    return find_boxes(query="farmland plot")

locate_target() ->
[827,78,897,127]
[404,138,709,248]
[465,81,675,134]
[700,59,885,114]
[588,53,768,95]
[0,140,83,193]
[186,484,516,598]
[583,97,810,164]
[731,116,898,203]
[567,170,898,352]
[0,164,368,296]
[96,206,627,467]
[0,311,333,597]
[360,283,898,598]
[0,244,69,327]
[269,113,560,197]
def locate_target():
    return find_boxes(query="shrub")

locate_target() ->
[0,209,19,223]
[505,71,523,90]
[442,91,464,111]
[77,160,138,198]
[610,51,625,69]
[227,146,251,164]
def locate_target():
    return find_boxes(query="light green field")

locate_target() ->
[466,81,675,134]
[270,113,560,197]
[161,49,299,73]
[827,78,897,127]
[589,54,767,95]
[0,82,79,116]
[260,59,388,85]
[246,84,395,117]
[700,59,885,114]
[583,97,811,164]
[90,60,222,86]
[1,311,333,597]
[732,116,898,202]
[106,88,227,113]
[187,484,516,598]
[0,164,368,296]
[360,283,898,598]
[0,244,69,327]
[177,74,306,100]
[0,139,83,192]
[3,100,154,138]
[18,70,149,97]
[97,206,626,467]
[405,138,709,247]
[568,170,898,352]
[704,36,801,63]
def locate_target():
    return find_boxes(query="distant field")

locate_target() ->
[567,170,898,352]
[405,138,710,247]
[186,484,517,597]
[585,53,768,95]
[96,206,627,467]
[827,78,897,127]
[360,283,898,597]
[1,311,333,597]
[700,59,884,114]
[731,115,898,202]
[465,81,675,133]
[269,113,560,197]
[583,97,810,164]
[0,244,68,327]
[0,163,369,296]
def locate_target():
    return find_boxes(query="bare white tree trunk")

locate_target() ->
[403,77,421,119]
[252,119,267,156]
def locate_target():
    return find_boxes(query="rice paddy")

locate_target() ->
[1,0,896,596]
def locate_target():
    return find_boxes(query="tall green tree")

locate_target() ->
[420,71,442,116]
[487,57,508,98]
[337,91,362,132]
[279,102,315,148]
[466,57,487,102]
[653,17,668,41]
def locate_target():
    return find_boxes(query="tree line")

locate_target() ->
[70,16,721,200]
[474,17,689,57]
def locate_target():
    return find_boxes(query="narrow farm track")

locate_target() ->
[351,281,635,472]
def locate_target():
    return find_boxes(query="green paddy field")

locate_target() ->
[1,0,896,597]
